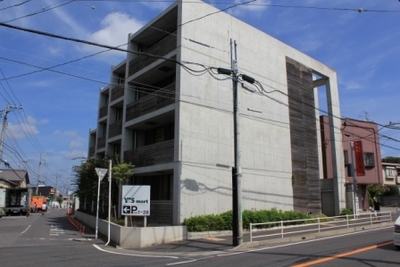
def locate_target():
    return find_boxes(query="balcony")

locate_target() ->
[111,85,124,102]
[108,121,122,138]
[97,136,106,150]
[126,84,175,121]
[99,106,108,118]
[89,146,95,156]
[124,139,174,167]
[128,34,177,77]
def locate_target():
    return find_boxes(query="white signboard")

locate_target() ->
[121,185,150,216]
[0,188,5,208]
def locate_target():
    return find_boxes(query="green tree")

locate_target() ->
[73,158,134,219]
[382,156,400,163]
[72,158,109,213]
[112,162,134,189]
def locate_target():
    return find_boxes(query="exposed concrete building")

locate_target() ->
[88,0,345,225]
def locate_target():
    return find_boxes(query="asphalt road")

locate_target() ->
[0,208,399,267]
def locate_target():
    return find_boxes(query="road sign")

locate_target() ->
[95,168,107,180]
[121,185,150,216]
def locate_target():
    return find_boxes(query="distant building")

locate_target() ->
[88,0,345,224]
[321,116,382,212]
[381,162,400,186]
[32,186,56,197]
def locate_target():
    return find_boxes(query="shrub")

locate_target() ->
[183,208,313,232]
[340,208,353,215]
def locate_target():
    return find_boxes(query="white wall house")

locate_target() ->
[88,0,345,225]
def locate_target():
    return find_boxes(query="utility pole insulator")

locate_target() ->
[217,68,232,76]
[241,74,255,84]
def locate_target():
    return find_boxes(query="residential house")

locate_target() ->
[88,0,345,225]
[382,162,400,186]
[321,116,382,212]
[0,169,29,189]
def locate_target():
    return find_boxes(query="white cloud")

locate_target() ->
[43,0,87,37]
[54,130,79,137]
[69,140,82,149]
[227,0,269,16]
[87,12,144,48]
[8,115,48,139]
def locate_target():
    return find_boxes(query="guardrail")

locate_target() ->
[249,211,392,242]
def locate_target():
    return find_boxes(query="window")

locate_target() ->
[133,175,172,200]
[115,108,122,122]
[385,167,396,178]
[364,153,374,167]
[144,123,174,145]
[343,150,349,165]
[117,74,124,85]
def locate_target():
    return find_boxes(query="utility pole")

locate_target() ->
[231,40,243,246]
[55,170,59,204]
[217,40,256,246]
[350,142,359,217]
[0,105,23,162]
[36,153,44,195]
[218,39,242,246]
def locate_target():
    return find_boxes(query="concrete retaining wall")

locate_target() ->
[75,211,187,248]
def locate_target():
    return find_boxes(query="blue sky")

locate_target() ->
[0,0,399,192]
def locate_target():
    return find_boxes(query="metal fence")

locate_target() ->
[249,211,393,242]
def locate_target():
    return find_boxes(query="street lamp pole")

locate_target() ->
[349,142,358,217]
[94,168,107,239]
[105,160,112,246]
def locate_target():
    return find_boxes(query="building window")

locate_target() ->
[343,150,349,165]
[385,167,396,178]
[364,152,374,167]
[115,108,122,122]
[145,123,174,145]
[133,175,172,200]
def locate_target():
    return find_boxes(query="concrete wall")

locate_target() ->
[75,211,187,248]
[175,0,343,220]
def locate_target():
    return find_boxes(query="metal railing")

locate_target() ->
[249,211,392,242]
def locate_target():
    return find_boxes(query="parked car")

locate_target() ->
[394,216,400,249]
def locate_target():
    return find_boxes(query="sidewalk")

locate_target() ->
[87,208,399,257]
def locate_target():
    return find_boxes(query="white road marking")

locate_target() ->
[50,224,65,236]
[20,225,31,235]
[166,259,197,266]
[93,244,179,259]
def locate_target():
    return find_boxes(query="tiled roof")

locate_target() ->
[0,169,29,186]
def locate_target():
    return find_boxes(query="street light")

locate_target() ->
[94,167,108,239]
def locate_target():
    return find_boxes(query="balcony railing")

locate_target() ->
[124,139,174,167]
[97,136,106,149]
[108,121,122,138]
[126,84,175,121]
[99,106,108,118]
[89,146,95,156]
[128,34,177,77]
[111,85,124,101]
